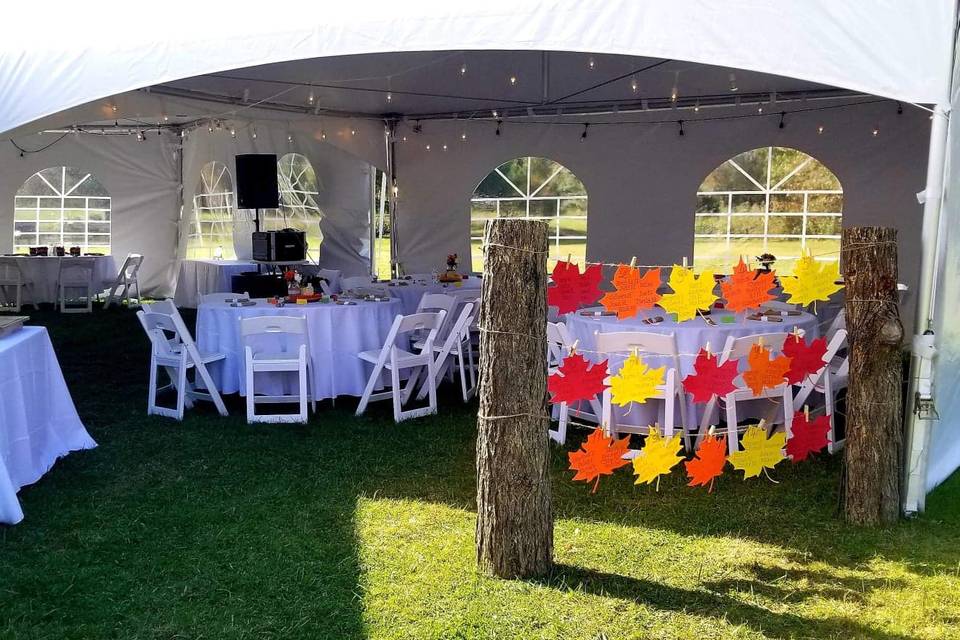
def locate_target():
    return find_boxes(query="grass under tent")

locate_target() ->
[1,305,959,640]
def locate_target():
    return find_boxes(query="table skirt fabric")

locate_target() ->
[0,326,96,525]
[12,256,117,305]
[563,308,820,430]
[196,298,404,400]
[174,259,257,308]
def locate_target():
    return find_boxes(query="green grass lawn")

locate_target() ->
[2,307,959,639]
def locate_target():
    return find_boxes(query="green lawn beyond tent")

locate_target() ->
[1,308,959,639]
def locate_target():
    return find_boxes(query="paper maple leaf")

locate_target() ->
[728,426,786,479]
[659,266,718,322]
[685,434,728,491]
[781,256,843,307]
[742,343,791,395]
[782,334,828,384]
[683,349,740,403]
[568,429,632,492]
[786,411,831,462]
[632,431,684,486]
[599,266,661,319]
[548,354,608,405]
[547,261,603,314]
[721,257,777,312]
[609,355,665,406]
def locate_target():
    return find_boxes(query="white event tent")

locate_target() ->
[1,0,958,511]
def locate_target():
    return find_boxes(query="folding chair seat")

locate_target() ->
[137,309,228,420]
[241,315,315,424]
[546,321,603,445]
[104,253,144,309]
[356,310,446,422]
[59,257,96,313]
[596,331,690,451]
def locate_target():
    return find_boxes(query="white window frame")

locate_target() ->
[14,166,111,252]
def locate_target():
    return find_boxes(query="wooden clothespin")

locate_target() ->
[682,256,689,269]
[708,425,717,436]
[705,341,712,357]
[758,336,764,348]
[632,346,640,360]
[791,325,803,341]
[757,418,767,431]
[569,339,579,355]
[629,256,637,268]
[804,405,810,422]
[567,253,572,265]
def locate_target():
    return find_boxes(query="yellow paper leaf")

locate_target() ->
[632,431,684,485]
[659,266,718,322]
[781,255,843,306]
[728,426,786,479]
[609,355,665,406]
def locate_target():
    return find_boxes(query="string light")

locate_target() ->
[442,143,448,151]
[320,130,326,140]
[425,143,431,150]
[461,131,467,141]
[817,124,824,134]
[872,125,880,137]
[242,88,250,103]
[460,63,467,76]
[509,75,517,86]
[670,85,678,104]
[162,115,169,122]
[757,103,764,114]
[694,99,700,113]
[251,127,257,139]
[208,122,214,133]
[580,123,589,142]
[401,135,408,142]
[630,77,639,93]
[728,72,738,92]
[287,133,293,144]
[307,90,315,106]
[350,128,357,136]
[491,110,498,118]
[111,103,118,114]
[136,130,144,141]
[588,57,596,70]
[386,91,392,103]
[229,126,236,138]
[677,120,684,137]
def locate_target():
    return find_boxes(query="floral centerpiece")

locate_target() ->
[439,253,463,283]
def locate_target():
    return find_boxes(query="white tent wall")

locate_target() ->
[0,1,954,136]
[0,130,180,295]
[179,119,381,279]
[394,100,930,331]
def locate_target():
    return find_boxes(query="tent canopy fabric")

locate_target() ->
[0,0,955,136]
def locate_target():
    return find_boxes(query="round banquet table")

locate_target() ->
[174,259,257,308]
[10,255,116,305]
[0,326,96,524]
[564,306,820,429]
[385,278,482,314]
[196,297,404,400]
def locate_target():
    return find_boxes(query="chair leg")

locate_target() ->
[391,365,403,422]
[298,359,308,423]
[246,353,256,423]
[147,357,158,415]
[725,396,739,455]
[355,361,383,416]
[175,360,188,421]
[426,359,438,416]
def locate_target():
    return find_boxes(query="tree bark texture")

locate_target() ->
[475,218,553,578]
[841,226,903,525]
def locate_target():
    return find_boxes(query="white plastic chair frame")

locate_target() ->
[792,329,849,453]
[104,253,144,309]
[595,331,690,450]
[546,321,603,445]
[0,258,32,312]
[58,257,96,313]
[697,332,793,455]
[137,309,229,420]
[356,310,446,422]
[415,302,477,403]
[240,315,315,424]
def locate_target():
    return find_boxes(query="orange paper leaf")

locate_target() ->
[720,257,777,313]
[742,343,791,396]
[568,430,632,492]
[599,266,662,319]
[685,434,728,491]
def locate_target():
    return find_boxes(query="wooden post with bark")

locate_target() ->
[475,218,553,578]
[841,226,903,525]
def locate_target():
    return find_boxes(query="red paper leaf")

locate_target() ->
[742,343,791,396]
[786,411,831,462]
[547,261,603,314]
[548,354,608,405]
[568,430,632,492]
[685,434,728,490]
[599,266,662,319]
[782,333,828,384]
[720,257,777,312]
[683,349,740,403]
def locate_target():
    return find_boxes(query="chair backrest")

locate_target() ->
[341,275,376,291]
[201,292,250,305]
[0,257,24,283]
[240,315,308,358]
[416,293,457,315]
[137,310,184,359]
[59,257,96,283]
[120,254,144,279]
[824,309,846,343]
[435,303,475,360]
[719,331,789,364]
[546,321,575,369]
[377,311,446,365]
[595,330,681,377]
[142,298,186,325]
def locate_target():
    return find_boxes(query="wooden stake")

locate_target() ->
[476,218,553,578]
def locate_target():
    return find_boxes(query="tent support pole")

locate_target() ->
[385,120,400,278]
[903,103,950,515]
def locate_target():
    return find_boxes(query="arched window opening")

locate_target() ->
[14,167,111,253]
[189,161,235,259]
[266,153,324,259]
[694,146,843,275]
[470,156,587,270]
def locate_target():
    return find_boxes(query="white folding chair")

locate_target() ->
[137,310,229,420]
[546,321,603,445]
[702,332,793,455]
[58,257,96,313]
[415,293,458,340]
[200,291,251,305]
[0,258,32,312]
[142,298,186,325]
[104,253,144,309]
[356,311,446,422]
[596,331,690,450]
[241,315,314,424]
[341,275,377,291]
[792,329,849,453]
[416,302,478,403]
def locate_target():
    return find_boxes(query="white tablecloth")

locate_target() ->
[564,307,820,428]
[0,326,96,525]
[386,278,483,314]
[196,298,404,400]
[174,259,257,308]
[11,256,116,305]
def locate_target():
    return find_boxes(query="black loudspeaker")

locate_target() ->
[235,154,279,209]
[232,273,286,298]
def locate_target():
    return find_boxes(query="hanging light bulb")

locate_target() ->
[229,126,236,138]
[320,130,326,140]
[251,127,257,139]
[162,115,169,122]
[461,132,467,141]
[817,124,825,134]
[350,128,356,136]
[208,122,214,133]
[401,135,408,142]
[386,92,392,103]
[694,99,700,113]
[757,103,764,114]
[287,133,293,144]
[671,85,678,104]
[630,77,639,93]
[728,72,738,92]
[307,90,315,106]
[460,63,467,76]
[588,57,596,70]
[111,103,118,114]
[872,125,880,137]
[442,143,448,151]
[491,109,498,118]
[509,75,517,86]
[425,144,431,150]
[180,129,187,139]
[136,130,144,141]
